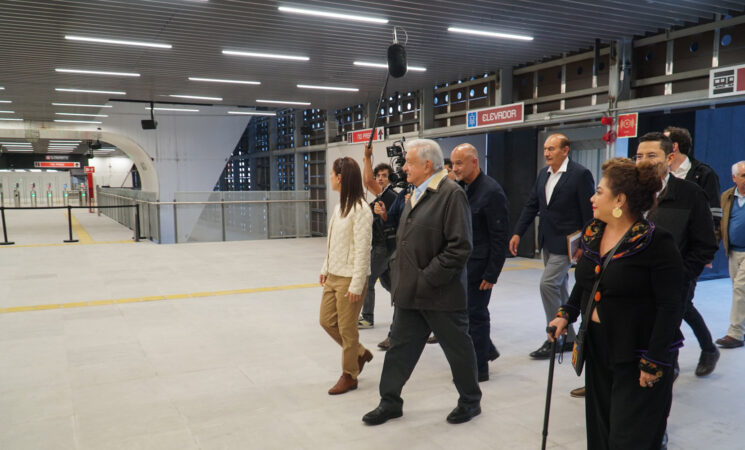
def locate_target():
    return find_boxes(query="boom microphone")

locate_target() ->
[387,43,407,78]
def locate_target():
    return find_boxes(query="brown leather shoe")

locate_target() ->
[378,337,390,350]
[328,373,357,395]
[570,386,586,398]
[716,335,745,349]
[358,349,373,375]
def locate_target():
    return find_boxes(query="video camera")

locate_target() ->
[386,138,408,188]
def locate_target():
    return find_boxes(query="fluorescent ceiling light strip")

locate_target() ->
[189,77,260,85]
[0,100,12,103]
[0,111,14,114]
[56,68,140,77]
[353,61,426,71]
[278,6,388,24]
[49,140,82,142]
[169,94,222,101]
[54,119,102,124]
[56,88,126,95]
[56,113,109,117]
[0,118,22,121]
[0,142,31,145]
[228,111,277,116]
[4,149,33,152]
[96,148,116,151]
[256,99,311,106]
[65,35,172,49]
[52,103,112,108]
[0,87,4,90]
[146,107,200,112]
[297,84,358,92]
[222,50,309,61]
[447,27,533,41]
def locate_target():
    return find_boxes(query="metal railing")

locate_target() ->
[97,188,315,244]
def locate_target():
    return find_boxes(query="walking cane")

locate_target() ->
[541,326,561,450]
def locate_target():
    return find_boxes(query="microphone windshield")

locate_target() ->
[387,43,408,78]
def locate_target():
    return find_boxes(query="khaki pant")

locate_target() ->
[320,274,368,379]
[727,250,745,340]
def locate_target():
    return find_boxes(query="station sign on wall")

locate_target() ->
[466,102,525,129]
[34,161,81,169]
[617,113,639,138]
[347,128,384,144]
[709,64,745,98]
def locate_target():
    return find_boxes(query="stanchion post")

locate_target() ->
[64,205,79,243]
[0,205,15,245]
[134,204,141,242]
[221,201,226,242]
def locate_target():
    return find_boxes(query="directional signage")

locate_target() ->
[84,166,95,174]
[617,113,639,138]
[709,64,745,98]
[347,127,384,144]
[466,102,524,129]
[34,161,81,169]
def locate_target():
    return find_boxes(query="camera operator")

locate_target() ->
[360,144,400,329]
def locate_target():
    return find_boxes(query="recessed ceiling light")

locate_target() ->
[0,110,14,114]
[222,50,309,61]
[447,27,533,41]
[55,68,140,77]
[297,84,359,92]
[0,118,22,121]
[54,119,102,124]
[168,95,222,101]
[256,99,311,106]
[55,88,126,95]
[65,35,172,49]
[52,103,112,108]
[278,6,388,24]
[228,111,277,116]
[353,61,426,72]
[0,100,12,103]
[55,113,109,117]
[189,77,260,85]
[146,107,200,112]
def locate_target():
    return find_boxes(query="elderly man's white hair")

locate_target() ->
[732,161,745,176]
[407,138,444,171]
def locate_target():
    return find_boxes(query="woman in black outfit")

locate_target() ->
[549,158,684,450]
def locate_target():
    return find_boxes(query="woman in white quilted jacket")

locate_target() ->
[320,156,374,395]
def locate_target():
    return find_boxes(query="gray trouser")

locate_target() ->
[541,250,576,341]
[361,244,391,323]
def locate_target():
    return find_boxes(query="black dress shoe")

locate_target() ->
[529,340,552,359]
[446,404,481,424]
[488,347,500,361]
[695,348,720,377]
[478,371,489,382]
[362,406,403,425]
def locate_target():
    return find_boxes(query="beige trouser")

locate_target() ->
[727,250,745,340]
[320,274,368,379]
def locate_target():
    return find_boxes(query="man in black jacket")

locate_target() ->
[510,134,595,359]
[638,132,720,377]
[451,143,509,382]
[362,138,481,426]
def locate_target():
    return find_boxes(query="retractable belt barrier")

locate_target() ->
[0,204,144,246]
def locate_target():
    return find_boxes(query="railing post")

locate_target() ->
[64,205,78,243]
[0,205,15,245]
[221,201,226,242]
[134,203,141,242]
[173,202,178,244]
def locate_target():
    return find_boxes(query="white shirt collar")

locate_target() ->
[548,157,569,175]
[671,156,691,179]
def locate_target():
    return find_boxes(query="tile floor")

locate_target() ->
[0,210,741,449]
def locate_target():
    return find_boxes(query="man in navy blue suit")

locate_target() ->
[451,143,510,382]
[510,134,595,359]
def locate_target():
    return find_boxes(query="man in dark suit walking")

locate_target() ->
[510,133,595,359]
[451,143,509,382]
[362,138,481,426]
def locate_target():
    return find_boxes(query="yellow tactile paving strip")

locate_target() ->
[0,259,549,315]
[0,283,320,314]
[68,211,94,244]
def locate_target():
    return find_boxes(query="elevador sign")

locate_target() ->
[466,102,525,129]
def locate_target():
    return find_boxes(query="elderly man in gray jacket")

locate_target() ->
[362,139,482,426]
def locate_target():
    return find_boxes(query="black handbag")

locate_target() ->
[571,233,626,376]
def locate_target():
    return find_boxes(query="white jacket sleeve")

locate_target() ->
[347,202,373,295]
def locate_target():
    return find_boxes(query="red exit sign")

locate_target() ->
[84,166,95,174]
